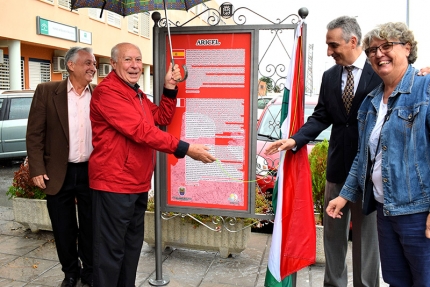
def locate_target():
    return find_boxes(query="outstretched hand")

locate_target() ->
[264,138,296,155]
[186,144,216,164]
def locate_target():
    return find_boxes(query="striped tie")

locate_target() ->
[342,66,354,114]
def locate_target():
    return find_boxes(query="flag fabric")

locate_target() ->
[264,19,316,287]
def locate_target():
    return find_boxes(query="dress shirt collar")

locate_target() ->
[345,51,366,71]
[67,77,91,96]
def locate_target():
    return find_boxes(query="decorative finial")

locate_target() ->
[298,8,309,19]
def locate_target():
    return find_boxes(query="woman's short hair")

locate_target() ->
[362,22,417,64]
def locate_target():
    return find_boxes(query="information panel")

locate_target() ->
[165,32,252,212]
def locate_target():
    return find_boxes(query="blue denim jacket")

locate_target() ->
[340,65,430,216]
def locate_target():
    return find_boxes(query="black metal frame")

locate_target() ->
[153,15,307,220]
[149,5,308,286]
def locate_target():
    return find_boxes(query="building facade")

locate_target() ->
[0,0,227,94]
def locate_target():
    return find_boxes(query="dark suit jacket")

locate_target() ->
[291,62,382,183]
[26,79,95,195]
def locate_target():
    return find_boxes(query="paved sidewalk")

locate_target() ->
[0,206,386,287]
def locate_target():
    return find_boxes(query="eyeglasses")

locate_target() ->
[365,42,405,57]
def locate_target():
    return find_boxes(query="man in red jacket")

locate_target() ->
[89,42,216,287]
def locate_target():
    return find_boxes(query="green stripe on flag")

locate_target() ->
[272,87,290,215]
[265,269,293,287]
[280,88,290,138]
[265,88,293,287]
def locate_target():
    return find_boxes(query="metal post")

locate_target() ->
[148,11,169,287]
[406,0,409,27]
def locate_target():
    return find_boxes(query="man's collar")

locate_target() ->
[113,70,140,92]
[346,51,367,70]
[67,77,90,93]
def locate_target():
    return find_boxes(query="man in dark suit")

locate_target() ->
[27,47,97,287]
[265,16,381,286]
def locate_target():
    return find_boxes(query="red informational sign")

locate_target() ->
[165,32,252,211]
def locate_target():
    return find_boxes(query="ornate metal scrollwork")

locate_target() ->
[157,3,301,28]
[160,212,263,232]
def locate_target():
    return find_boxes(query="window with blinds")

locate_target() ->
[0,56,25,90]
[128,14,139,34]
[140,12,150,38]
[29,59,51,90]
[107,11,122,28]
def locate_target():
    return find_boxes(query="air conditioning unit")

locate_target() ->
[53,57,66,73]
[99,64,112,77]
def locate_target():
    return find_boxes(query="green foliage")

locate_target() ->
[6,158,46,200]
[308,139,329,224]
[147,188,272,228]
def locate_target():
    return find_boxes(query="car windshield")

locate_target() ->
[257,102,332,142]
[305,104,332,141]
[257,103,282,140]
[257,98,272,109]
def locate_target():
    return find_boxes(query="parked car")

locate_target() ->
[0,90,34,160]
[257,93,281,120]
[256,94,331,196]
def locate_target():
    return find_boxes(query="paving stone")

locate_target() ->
[0,203,391,286]
[0,278,26,287]
[28,263,63,287]
[0,236,48,257]
[0,256,57,282]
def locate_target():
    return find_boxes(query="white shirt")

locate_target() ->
[67,78,93,163]
[341,52,367,94]
[369,100,388,203]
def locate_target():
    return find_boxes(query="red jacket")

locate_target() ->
[89,71,188,193]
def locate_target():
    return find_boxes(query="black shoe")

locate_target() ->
[61,277,78,287]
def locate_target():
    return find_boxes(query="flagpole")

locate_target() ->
[265,8,312,287]
[291,10,309,287]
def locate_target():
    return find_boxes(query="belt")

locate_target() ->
[68,161,88,166]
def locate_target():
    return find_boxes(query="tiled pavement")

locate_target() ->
[0,206,387,287]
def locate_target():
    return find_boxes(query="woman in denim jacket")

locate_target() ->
[326,22,430,286]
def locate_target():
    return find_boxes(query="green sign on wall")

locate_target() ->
[36,16,77,42]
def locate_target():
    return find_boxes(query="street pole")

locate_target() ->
[406,0,409,26]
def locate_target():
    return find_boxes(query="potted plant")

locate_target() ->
[308,139,329,264]
[308,139,328,224]
[6,158,51,232]
[144,188,272,258]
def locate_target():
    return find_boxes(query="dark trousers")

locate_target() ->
[46,162,92,282]
[323,181,380,287]
[377,203,430,286]
[92,189,148,287]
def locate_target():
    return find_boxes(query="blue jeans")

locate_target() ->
[376,203,430,286]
